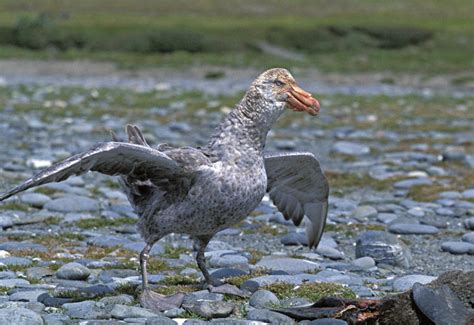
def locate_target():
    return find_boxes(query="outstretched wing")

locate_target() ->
[0,142,189,201]
[264,152,329,249]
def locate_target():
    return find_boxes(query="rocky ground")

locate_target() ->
[0,63,473,324]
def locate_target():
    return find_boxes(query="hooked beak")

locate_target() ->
[286,85,320,116]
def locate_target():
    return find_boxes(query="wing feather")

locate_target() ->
[0,142,187,201]
[264,152,329,249]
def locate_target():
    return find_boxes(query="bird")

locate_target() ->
[0,68,329,311]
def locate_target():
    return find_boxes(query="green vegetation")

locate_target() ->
[161,245,191,259]
[73,217,137,229]
[263,281,356,302]
[0,201,30,211]
[0,0,472,73]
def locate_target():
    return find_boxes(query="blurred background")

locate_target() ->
[0,0,472,75]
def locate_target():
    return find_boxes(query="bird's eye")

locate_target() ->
[274,80,285,86]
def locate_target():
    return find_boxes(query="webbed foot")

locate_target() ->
[139,289,185,312]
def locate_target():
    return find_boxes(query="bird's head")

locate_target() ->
[252,68,320,116]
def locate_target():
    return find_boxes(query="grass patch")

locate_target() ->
[74,217,136,229]
[0,201,30,211]
[263,282,356,302]
[159,274,200,286]
[0,1,472,73]
[115,283,139,297]
[225,268,268,287]
[152,284,199,296]
[326,171,399,191]
[161,245,190,259]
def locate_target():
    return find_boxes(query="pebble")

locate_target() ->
[462,189,474,198]
[351,205,378,221]
[184,301,235,319]
[332,141,370,156]
[0,278,30,288]
[392,274,437,291]
[0,256,33,267]
[8,290,48,302]
[441,241,474,254]
[256,257,320,274]
[355,231,411,267]
[44,195,100,212]
[393,178,433,189]
[19,192,51,207]
[56,262,91,280]
[462,232,474,244]
[309,319,348,325]
[247,309,295,324]
[63,300,111,319]
[388,223,439,235]
[249,290,280,308]
[407,207,425,217]
[315,245,345,260]
[464,217,474,230]
[351,256,376,270]
[0,307,43,325]
[110,304,160,319]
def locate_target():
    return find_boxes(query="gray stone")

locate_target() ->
[25,267,54,280]
[377,213,398,224]
[249,289,279,308]
[183,291,224,305]
[209,254,249,271]
[0,257,32,267]
[20,193,51,207]
[63,300,111,319]
[122,242,164,256]
[247,309,295,324]
[351,206,377,221]
[99,294,135,305]
[441,241,474,254]
[438,191,462,199]
[407,207,425,217]
[462,189,474,199]
[394,178,433,189]
[355,231,411,267]
[8,290,47,302]
[315,245,344,260]
[0,241,47,253]
[464,217,474,230]
[56,262,91,280]
[110,304,159,319]
[388,223,439,235]
[0,307,43,325]
[44,195,100,212]
[145,315,178,324]
[42,313,71,325]
[309,318,348,324]
[184,301,235,319]
[351,256,376,270]
[435,208,455,216]
[0,278,30,288]
[256,257,320,274]
[88,236,132,248]
[333,141,370,156]
[462,232,474,244]
[392,274,437,291]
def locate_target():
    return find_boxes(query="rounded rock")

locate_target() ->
[351,256,376,270]
[464,217,474,230]
[441,241,474,255]
[0,308,43,325]
[462,232,474,244]
[56,262,91,280]
[393,274,437,291]
[249,289,280,308]
[388,223,439,235]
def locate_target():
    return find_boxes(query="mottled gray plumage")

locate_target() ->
[0,68,328,302]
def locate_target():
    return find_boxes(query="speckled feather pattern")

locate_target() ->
[0,68,329,251]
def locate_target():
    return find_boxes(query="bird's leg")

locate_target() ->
[139,243,152,291]
[195,235,222,287]
[138,241,185,312]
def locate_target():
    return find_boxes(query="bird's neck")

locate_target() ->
[206,95,281,161]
